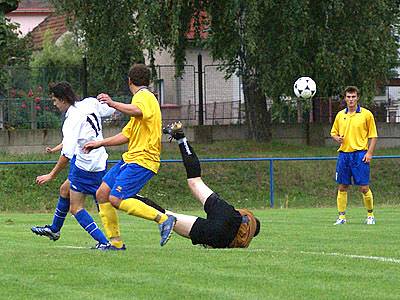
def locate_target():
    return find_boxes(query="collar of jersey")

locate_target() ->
[345,105,361,114]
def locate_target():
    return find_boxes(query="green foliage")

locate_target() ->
[29,31,82,94]
[0,2,31,93]
[50,0,144,95]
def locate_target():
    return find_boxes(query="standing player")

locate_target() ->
[83,63,176,248]
[330,86,378,225]
[148,121,260,248]
[31,82,120,250]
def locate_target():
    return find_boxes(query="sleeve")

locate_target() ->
[330,113,340,136]
[97,102,116,117]
[132,94,152,120]
[121,118,133,139]
[367,112,378,138]
[61,116,84,159]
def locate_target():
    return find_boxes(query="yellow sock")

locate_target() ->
[119,198,167,224]
[110,240,124,248]
[362,189,374,216]
[337,190,347,218]
[99,202,121,239]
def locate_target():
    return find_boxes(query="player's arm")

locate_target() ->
[330,115,343,144]
[46,143,63,154]
[363,137,377,163]
[36,154,69,185]
[83,132,129,153]
[97,93,142,117]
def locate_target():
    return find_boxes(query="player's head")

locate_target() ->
[128,63,150,87]
[49,81,78,106]
[343,86,359,97]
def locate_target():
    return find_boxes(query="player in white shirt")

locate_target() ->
[31,82,121,250]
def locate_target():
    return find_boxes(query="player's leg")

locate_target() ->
[70,190,110,246]
[334,152,351,225]
[352,151,375,224]
[97,161,124,248]
[164,122,213,205]
[108,163,176,246]
[360,185,375,224]
[31,179,70,241]
[165,210,198,238]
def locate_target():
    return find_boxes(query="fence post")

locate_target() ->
[269,159,274,208]
[82,55,88,98]
[197,54,204,125]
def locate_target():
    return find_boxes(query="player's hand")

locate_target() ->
[332,136,343,144]
[83,141,101,153]
[36,174,54,185]
[97,93,115,107]
[363,152,373,163]
[45,147,53,153]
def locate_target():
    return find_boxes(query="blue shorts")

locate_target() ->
[335,151,370,185]
[68,156,106,196]
[103,160,155,200]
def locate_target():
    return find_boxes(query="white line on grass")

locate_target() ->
[299,250,400,264]
[55,245,88,249]
[236,249,400,264]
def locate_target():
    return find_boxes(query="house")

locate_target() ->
[5,0,53,36]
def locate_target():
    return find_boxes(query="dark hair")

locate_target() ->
[128,63,150,86]
[49,81,78,105]
[344,85,360,97]
[254,218,261,237]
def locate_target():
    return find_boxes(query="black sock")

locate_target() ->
[178,138,201,178]
[134,194,166,213]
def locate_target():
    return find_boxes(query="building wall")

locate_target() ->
[6,15,47,36]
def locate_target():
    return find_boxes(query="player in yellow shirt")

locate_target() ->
[330,86,378,225]
[83,64,175,248]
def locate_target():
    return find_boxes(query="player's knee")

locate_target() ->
[69,205,83,215]
[96,187,109,203]
[109,196,121,208]
[59,182,70,198]
[360,186,369,194]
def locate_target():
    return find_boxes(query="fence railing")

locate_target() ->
[2,155,399,208]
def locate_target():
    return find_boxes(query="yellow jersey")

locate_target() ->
[330,105,378,152]
[121,89,161,173]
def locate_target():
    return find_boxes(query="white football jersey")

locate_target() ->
[61,97,115,172]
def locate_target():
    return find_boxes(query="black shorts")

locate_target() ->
[189,193,242,248]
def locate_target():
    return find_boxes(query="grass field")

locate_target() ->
[1,207,399,300]
[1,141,400,211]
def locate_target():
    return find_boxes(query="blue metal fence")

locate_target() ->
[2,155,400,208]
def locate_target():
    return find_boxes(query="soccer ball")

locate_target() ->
[293,77,317,99]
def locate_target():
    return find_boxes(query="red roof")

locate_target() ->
[186,11,209,40]
[28,14,68,50]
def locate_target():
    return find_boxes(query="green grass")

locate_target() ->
[1,140,400,211]
[1,207,399,299]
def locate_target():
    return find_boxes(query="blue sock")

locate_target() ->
[50,196,70,232]
[74,209,109,244]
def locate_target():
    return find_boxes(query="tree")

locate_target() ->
[50,0,144,95]
[50,1,400,141]
[0,0,31,92]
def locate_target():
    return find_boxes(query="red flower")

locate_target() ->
[34,97,41,103]
[45,106,50,111]
[21,101,27,109]
[28,89,33,97]
[35,105,41,111]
